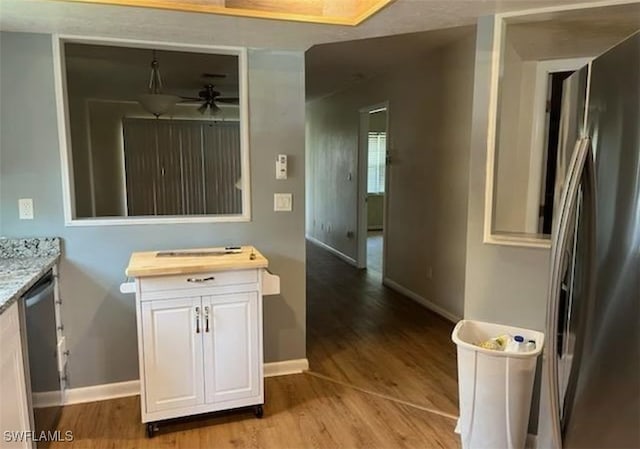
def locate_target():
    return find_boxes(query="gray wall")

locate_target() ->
[306,32,475,319]
[0,32,306,388]
[464,18,551,332]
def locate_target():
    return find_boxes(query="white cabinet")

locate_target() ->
[203,292,260,405]
[141,297,204,413]
[134,269,265,433]
[0,302,33,449]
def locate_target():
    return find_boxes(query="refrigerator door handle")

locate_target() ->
[545,137,592,449]
[559,137,597,438]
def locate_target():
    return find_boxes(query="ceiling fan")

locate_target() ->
[182,74,240,115]
[195,84,240,114]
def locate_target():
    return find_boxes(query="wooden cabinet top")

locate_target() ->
[126,246,268,278]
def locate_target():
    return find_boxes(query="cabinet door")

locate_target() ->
[142,297,204,413]
[0,303,33,449]
[203,292,261,404]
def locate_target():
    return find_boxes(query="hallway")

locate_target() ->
[306,240,460,416]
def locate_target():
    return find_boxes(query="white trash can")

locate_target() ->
[451,320,544,449]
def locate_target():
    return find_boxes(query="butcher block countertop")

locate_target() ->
[126,246,268,278]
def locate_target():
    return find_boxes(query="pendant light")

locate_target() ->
[138,50,181,117]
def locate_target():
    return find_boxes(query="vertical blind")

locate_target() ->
[367,132,386,194]
[122,118,242,216]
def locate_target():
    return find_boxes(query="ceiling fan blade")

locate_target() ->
[202,73,227,79]
[179,96,202,102]
[197,103,208,114]
[216,97,239,104]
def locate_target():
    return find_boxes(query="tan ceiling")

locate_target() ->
[48,0,395,25]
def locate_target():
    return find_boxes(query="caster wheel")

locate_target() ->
[146,422,158,438]
[254,405,264,419]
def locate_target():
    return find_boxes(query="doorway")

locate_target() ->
[539,70,573,234]
[357,104,389,277]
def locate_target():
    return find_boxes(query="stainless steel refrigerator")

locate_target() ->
[545,32,640,448]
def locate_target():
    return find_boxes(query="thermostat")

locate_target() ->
[276,154,287,180]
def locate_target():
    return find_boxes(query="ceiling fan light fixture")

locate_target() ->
[198,102,221,116]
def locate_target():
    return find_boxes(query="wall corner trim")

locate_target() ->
[383,278,461,323]
[305,236,357,267]
[62,359,309,405]
[264,358,309,378]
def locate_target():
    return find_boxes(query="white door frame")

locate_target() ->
[356,102,390,275]
[524,57,592,233]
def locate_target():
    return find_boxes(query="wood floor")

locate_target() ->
[48,242,460,449]
[306,240,460,416]
[48,374,458,449]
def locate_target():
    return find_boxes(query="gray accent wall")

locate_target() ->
[0,32,306,388]
[306,31,476,319]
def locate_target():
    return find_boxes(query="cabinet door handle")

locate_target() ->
[204,306,210,333]
[187,276,216,283]
[195,306,200,333]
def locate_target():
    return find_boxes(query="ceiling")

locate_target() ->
[306,25,475,99]
[507,3,640,60]
[49,0,395,25]
[0,0,608,51]
[65,42,240,101]
[305,1,640,100]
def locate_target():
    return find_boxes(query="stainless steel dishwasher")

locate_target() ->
[23,271,63,438]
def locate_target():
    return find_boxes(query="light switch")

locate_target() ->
[274,193,292,212]
[19,198,34,220]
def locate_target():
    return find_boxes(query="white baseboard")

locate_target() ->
[32,390,64,408]
[65,379,140,405]
[306,236,357,267]
[62,359,309,405]
[264,358,309,378]
[383,277,461,323]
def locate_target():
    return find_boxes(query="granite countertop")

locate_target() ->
[0,238,61,315]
